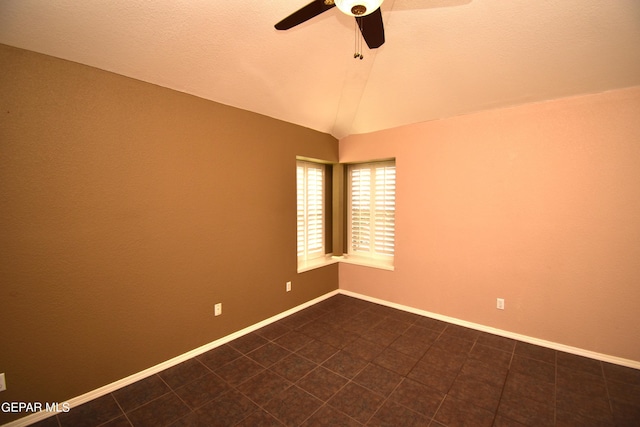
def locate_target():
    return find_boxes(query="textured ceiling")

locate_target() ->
[1,0,639,139]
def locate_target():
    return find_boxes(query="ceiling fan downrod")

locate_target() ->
[354,19,364,59]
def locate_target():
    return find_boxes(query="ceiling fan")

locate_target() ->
[275,0,385,50]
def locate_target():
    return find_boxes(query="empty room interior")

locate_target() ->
[1,1,639,426]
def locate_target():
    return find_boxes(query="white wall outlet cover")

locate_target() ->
[0,373,6,392]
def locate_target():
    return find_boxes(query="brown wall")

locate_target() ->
[0,44,338,422]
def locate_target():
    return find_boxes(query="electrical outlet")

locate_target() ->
[214,303,222,316]
[286,281,292,292]
[0,373,6,392]
[497,298,505,310]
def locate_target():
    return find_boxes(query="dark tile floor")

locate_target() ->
[32,295,640,426]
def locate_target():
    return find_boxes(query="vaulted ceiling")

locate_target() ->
[2,0,639,139]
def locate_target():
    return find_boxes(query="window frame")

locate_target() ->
[296,157,337,273]
[346,160,396,269]
[296,160,328,269]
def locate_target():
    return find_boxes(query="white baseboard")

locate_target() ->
[6,287,639,426]
[339,289,640,370]
[3,290,339,427]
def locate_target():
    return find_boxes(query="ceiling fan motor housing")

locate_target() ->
[334,0,383,17]
[275,0,386,50]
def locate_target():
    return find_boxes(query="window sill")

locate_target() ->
[338,255,395,271]
[298,254,395,273]
[297,255,340,273]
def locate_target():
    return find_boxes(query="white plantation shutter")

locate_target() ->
[349,161,395,260]
[297,161,325,261]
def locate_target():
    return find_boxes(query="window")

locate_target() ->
[348,160,396,266]
[297,160,325,263]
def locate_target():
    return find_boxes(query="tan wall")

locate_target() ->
[340,87,640,363]
[0,44,338,422]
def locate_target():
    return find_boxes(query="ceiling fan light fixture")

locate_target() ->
[334,0,383,17]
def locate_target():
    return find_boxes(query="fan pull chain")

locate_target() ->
[354,19,363,60]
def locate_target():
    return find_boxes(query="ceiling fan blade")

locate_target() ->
[275,1,336,30]
[356,8,385,49]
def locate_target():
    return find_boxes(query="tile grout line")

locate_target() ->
[600,359,616,423]
[491,342,517,426]
[109,391,135,427]
[553,350,558,426]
